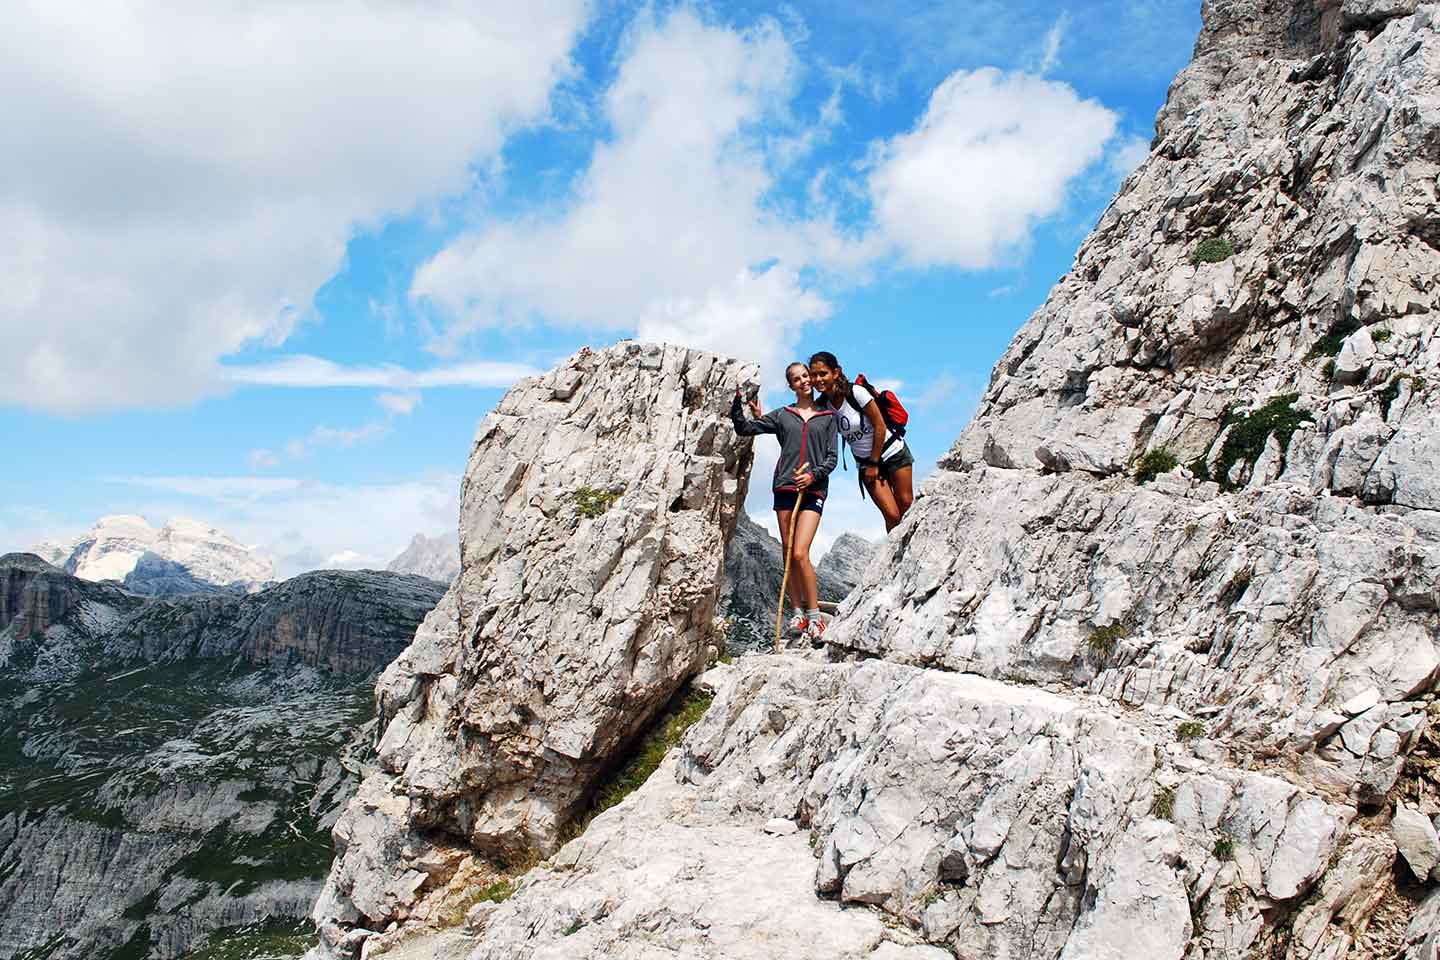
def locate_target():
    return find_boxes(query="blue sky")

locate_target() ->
[1,0,1201,573]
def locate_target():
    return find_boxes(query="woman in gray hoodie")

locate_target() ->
[731,362,839,643]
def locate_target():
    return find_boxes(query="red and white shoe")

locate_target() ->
[805,617,827,646]
[786,613,809,637]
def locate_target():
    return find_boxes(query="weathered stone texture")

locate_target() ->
[310,343,755,949]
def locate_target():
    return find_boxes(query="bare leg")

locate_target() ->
[775,510,806,612]
[890,465,915,521]
[788,509,823,611]
[863,476,904,532]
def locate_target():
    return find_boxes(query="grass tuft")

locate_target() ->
[1176,720,1206,741]
[1151,786,1175,821]
[1133,448,1179,484]
[1087,623,1131,657]
[1191,237,1234,265]
[561,687,715,842]
[572,486,621,519]
[1213,836,1235,861]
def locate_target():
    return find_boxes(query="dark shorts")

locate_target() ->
[774,488,826,515]
[860,443,915,488]
[879,442,915,479]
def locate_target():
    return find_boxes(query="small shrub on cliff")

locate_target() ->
[1192,395,1313,491]
[1213,835,1235,861]
[1133,448,1179,484]
[572,485,621,518]
[1371,328,1392,343]
[1191,237,1234,265]
[1087,623,1131,657]
[475,880,515,904]
[1380,374,1425,419]
[1305,320,1359,360]
[1176,720,1207,741]
[1151,787,1176,821]
[1321,359,1336,380]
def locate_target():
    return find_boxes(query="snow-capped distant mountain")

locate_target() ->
[386,532,460,584]
[29,515,275,594]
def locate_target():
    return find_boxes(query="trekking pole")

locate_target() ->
[774,462,809,654]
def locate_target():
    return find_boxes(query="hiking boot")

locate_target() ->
[805,617,827,646]
[786,613,809,637]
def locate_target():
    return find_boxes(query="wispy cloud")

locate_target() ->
[377,391,422,416]
[1108,134,1152,178]
[109,475,303,502]
[247,449,281,470]
[1037,13,1070,75]
[222,355,539,389]
[869,67,1118,269]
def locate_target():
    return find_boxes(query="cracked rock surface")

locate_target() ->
[305,2,1440,958]
[309,343,755,955]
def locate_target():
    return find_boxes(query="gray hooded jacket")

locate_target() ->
[730,394,839,495]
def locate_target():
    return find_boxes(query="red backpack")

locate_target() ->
[850,373,909,438]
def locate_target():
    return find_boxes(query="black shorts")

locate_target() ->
[878,442,915,479]
[774,488,826,515]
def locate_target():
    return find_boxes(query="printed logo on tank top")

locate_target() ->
[835,399,870,447]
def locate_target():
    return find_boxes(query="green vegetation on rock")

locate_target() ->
[1087,623,1131,657]
[1151,786,1176,821]
[1176,721,1207,741]
[572,486,622,519]
[1191,237,1234,265]
[1189,394,1313,491]
[562,686,714,841]
[1133,448,1178,484]
[180,920,314,960]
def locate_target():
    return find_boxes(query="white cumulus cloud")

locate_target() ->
[869,68,1118,269]
[1,0,587,413]
[411,9,862,385]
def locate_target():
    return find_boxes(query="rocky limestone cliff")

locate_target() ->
[817,531,880,594]
[317,4,1440,960]
[30,514,276,594]
[308,343,755,955]
[2,555,443,682]
[386,532,461,584]
[0,557,444,960]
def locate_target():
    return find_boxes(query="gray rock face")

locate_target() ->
[816,532,879,595]
[1,556,446,682]
[1394,802,1440,880]
[386,533,460,585]
[0,559,442,960]
[836,0,1440,801]
[307,2,1440,957]
[309,343,755,954]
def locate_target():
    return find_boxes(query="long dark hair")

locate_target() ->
[808,351,850,398]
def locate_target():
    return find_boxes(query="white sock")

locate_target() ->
[805,608,821,622]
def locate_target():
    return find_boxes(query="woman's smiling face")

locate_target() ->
[808,359,839,396]
[786,363,812,394]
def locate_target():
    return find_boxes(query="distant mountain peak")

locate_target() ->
[386,531,460,584]
[25,514,275,596]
